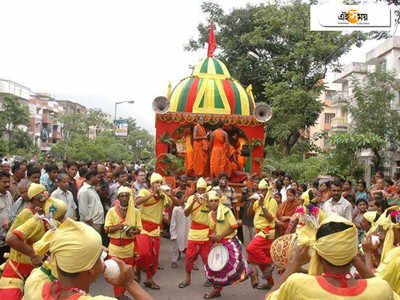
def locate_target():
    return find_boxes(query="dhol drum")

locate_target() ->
[270,233,297,269]
[207,244,229,272]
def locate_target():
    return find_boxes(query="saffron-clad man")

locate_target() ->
[179,177,211,288]
[246,179,278,290]
[135,173,172,290]
[105,186,142,298]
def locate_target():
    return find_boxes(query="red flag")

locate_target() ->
[207,20,217,57]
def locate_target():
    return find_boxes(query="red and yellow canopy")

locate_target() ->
[168,57,255,116]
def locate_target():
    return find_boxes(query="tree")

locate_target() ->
[327,133,386,177]
[187,1,372,154]
[348,70,400,169]
[0,95,30,151]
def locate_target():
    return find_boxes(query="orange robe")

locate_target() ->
[210,128,230,178]
[192,124,208,177]
[184,131,194,175]
[238,137,247,170]
[276,200,299,236]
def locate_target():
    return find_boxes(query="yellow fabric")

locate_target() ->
[377,247,400,295]
[265,273,398,300]
[104,207,141,258]
[253,191,278,239]
[137,189,171,237]
[28,183,46,200]
[22,267,52,300]
[118,186,140,227]
[150,172,163,184]
[49,218,102,274]
[185,194,210,241]
[301,190,311,206]
[44,197,67,220]
[380,214,400,264]
[196,177,207,189]
[258,179,268,190]
[10,217,47,264]
[364,211,377,224]
[9,208,34,233]
[209,207,237,239]
[34,229,55,256]
[0,277,24,291]
[309,215,358,276]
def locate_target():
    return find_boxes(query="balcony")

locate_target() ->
[331,117,349,132]
[42,114,52,124]
[331,92,349,107]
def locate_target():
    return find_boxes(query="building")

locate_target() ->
[55,99,86,114]
[29,94,64,152]
[309,80,341,151]
[329,37,400,179]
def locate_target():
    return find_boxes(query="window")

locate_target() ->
[377,60,386,72]
[324,113,335,124]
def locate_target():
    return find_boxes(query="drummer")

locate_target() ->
[204,191,249,299]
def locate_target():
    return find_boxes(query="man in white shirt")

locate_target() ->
[0,171,12,264]
[280,175,291,202]
[51,173,77,219]
[322,180,353,221]
[78,170,104,233]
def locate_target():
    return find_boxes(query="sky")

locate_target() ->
[0,0,386,134]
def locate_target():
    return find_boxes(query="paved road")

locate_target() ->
[92,238,266,300]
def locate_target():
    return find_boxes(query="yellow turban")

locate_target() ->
[45,198,67,220]
[197,177,207,189]
[117,186,138,227]
[28,183,46,200]
[208,190,228,222]
[363,211,377,224]
[150,172,163,184]
[301,190,310,206]
[309,215,358,275]
[380,207,400,263]
[49,218,102,274]
[258,179,268,190]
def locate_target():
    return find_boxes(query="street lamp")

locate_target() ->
[114,100,135,122]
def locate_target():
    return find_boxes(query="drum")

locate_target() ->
[270,233,297,269]
[207,244,229,272]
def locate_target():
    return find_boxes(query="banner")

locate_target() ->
[115,119,128,137]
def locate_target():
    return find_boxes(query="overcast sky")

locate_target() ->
[0,0,385,134]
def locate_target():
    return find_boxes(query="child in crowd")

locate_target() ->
[170,191,190,268]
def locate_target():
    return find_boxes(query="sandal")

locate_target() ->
[178,281,191,288]
[143,281,160,290]
[203,291,221,299]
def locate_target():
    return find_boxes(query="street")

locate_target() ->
[92,238,266,300]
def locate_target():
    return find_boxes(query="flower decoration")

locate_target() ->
[295,207,305,214]
[311,206,319,217]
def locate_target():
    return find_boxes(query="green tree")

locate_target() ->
[327,133,386,177]
[187,1,371,154]
[348,71,400,169]
[0,95,30,151]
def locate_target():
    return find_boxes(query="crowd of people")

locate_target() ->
[0,157,400,299]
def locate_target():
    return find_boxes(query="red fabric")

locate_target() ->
[141,220,160,233]
[185,77,200,113]
[109,238,134,247]
[223,79,235,113]
[12,230,24,241]
[246,235,274,269]
[185,240,212,273]
[135,234,160,277]
[0,288,23,300]
[2,260,34,279]
[109,256,134,297]
[41,282,83,300]
[190,220,209,230]
[207,20,217,57]
[316,276,367,296]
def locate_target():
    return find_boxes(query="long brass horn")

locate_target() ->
[152,96,170,114]
[254,103,272,122]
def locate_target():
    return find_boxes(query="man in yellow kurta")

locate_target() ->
[135,172,171,290]
[266,215,399,300]
[105,186,142,298]
[178,177,211,288]
[246,179,277,289]
[0,190,66,300]
[23,218,153,300]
